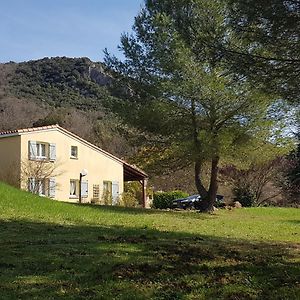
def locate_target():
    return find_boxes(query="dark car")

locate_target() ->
[172,194,201,209]
[172,194,225,209]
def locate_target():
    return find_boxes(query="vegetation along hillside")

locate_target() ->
[0,182,299,299]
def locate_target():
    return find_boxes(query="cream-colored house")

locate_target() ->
[0,125,148,207]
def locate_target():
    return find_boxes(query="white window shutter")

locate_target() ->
[38,180,43,195]
[49,178,56,198]
[81,180,88,197]
[112,181,119,205]
[28,178,36,193]
[28,141,37,160]
[49,143,56,161]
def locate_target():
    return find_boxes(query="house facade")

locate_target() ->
[0,125,148,206]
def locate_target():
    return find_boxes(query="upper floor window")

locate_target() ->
[70,146,78,159]
[29,141,56,161]
[36,143,46,159]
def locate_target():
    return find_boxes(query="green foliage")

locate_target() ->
[33,111,66,127]
[101,190,112,205]
[119,191,139,207]
[124,181,143,205]
[153,190,188,209]
[233,186,255,207]
[226,0,300,104]
[9,57,117,110]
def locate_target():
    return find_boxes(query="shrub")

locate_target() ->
[102,190,112,205]
[124,181,143,205]
[153,190,188,209]
[119,191,139,207]
[233,187,255,207]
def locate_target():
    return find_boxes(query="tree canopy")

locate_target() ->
[225,0,300,104]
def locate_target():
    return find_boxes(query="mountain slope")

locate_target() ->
[7,56,115,110]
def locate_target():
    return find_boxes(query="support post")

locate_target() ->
[79,173,83,204]
[142,179,147,208]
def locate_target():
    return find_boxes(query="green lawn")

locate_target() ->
[0,182,299,299]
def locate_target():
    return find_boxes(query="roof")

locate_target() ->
[0,124,148,181]
[0,124,59,136]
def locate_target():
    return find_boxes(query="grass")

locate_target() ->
[0,182,299,299]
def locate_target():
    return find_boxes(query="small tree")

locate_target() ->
[21,159,63,196]
[220,157,285,207]
[101,190,112,205]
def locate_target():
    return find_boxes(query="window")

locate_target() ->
[70,146,78,159]
[93,184,100,200]
[28,141,56,161]
[102,181,112,204]
[103,181,112,194]
[28,178,48,196]
[36,143,47,159]
[70,180,79,198]
[37,179,46,196]
[112,181,119,205]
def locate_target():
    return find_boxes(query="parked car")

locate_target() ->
[172,194,225,209]
[172,194,200,209]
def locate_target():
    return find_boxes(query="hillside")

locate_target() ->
[7,57,115,110]
[0,182,299,299]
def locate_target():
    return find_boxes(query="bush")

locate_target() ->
[233,187,255,207]
[119,191,139,207]
[102,190,112,205]
[153,190,188,209]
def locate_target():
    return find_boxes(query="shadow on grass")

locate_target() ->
[285,220,300,225]
[0,219,299,300]
[66,202,216,220]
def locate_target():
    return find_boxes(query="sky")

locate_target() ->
[0,0,144,63]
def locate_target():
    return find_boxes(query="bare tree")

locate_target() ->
[219,158,284,206]
[21,159,63,196]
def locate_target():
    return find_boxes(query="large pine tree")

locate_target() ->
[105,0,291,211]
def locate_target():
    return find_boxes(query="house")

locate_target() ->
[0,125,149,207]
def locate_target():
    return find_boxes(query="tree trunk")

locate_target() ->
[194,160,210,212]
[194,160,208,198]
[195,156,219,212]
[207,156,219,211]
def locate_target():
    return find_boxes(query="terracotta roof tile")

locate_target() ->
[0,124,59,136]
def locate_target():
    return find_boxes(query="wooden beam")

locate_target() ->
[142,179,147,208]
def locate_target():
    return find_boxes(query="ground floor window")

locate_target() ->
[102,181,112,204]
[101,181,119,205]
[28,178,51,197]
[38,179,46,196]
[70,179,79,198]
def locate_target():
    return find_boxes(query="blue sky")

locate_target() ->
[0,0,144,63]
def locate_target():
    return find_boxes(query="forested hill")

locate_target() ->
[4,56,117,110]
